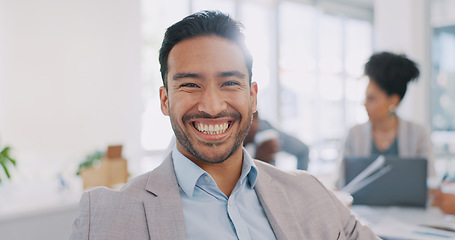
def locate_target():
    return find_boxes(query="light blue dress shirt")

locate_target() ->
[172,146,276,240]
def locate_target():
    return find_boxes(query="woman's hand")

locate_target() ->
[432,189,455,215]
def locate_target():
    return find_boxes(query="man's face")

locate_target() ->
[160,36,258,164]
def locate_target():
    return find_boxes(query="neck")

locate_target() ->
[193,149,244,197]
[372,115,398,132]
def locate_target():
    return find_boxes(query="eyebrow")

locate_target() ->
[172,71,246,80]
[219,71,246,79]
[172,73,201,80]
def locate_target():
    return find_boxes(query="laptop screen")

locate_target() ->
[343,156,428,207]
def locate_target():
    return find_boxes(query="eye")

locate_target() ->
[222,81,240,87]
[180,83,199,88]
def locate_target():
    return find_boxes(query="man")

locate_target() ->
[244,111,310,170]
[70,11,379,239]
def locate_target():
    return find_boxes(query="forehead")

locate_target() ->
[366,80,381,93]
[167,36,248,77]
[366,80,392,102]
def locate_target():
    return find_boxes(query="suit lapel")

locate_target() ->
[255,164,305,240]
[143,155,186,240]
[397,118,408,157]
[363,121,372,155]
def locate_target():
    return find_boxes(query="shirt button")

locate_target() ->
[204,176,210,182]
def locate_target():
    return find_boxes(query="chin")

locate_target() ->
[194,140,242,164]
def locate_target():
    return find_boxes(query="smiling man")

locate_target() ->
[161,34,257,197]
[70,11,380,240]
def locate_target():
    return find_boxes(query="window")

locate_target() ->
[240,1,277,121]
[431,26,455,172]
[278,2,371,172]
[432,26,455,132]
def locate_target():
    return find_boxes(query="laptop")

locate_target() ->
[343,156,428,207]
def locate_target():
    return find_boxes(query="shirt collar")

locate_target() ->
[172,146,258,197]
[240,148,258,188]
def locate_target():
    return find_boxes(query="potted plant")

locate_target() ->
[76,150,104,175]
[0,144,16,183]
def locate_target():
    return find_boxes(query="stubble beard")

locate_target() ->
[169,106,253,164]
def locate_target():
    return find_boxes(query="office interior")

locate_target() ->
[1,0,455,239]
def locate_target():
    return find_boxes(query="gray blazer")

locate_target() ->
[338,118,435,187]
[70,154,379,240]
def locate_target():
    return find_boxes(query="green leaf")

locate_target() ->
[0,160,11,179]
[76,150,105,175]
[1,146,10,155]
[0,146,16,182]
[6,155,16,166]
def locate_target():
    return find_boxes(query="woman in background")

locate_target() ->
[338,51,435,187]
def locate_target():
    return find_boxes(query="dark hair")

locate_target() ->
[159,10,253,89]
[364,51,419,100]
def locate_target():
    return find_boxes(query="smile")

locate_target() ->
[194,122,230,135]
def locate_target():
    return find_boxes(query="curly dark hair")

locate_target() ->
[159,10,253,90]
[364,51,419,100]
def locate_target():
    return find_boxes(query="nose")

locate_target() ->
[197,87,227,116]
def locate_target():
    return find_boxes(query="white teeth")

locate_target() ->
[196,122,229,135]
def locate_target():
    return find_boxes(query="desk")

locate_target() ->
[351,205,455,240]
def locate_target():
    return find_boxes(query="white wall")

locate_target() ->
[0,0,143,177]
[373,0,431,127]
[431,0,455,27]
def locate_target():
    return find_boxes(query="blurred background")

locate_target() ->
[1,0,455,239]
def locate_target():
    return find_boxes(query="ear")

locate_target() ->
[250,82,258,113]
[159,86,169,116]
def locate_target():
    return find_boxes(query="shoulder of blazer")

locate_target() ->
[398,118,427,140]
[119,171,152,193]
[85,171,153,204]
[117,153,177,197]
[399,118,425,131]
[345,121,370,141]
